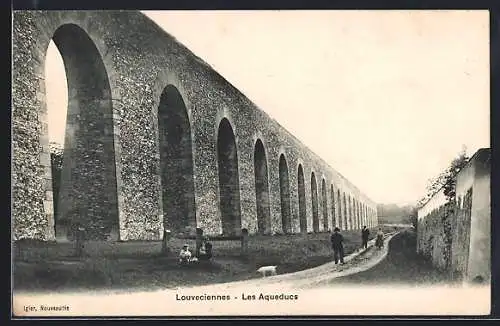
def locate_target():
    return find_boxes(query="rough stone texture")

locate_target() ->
[417,203,451,271]
[451,188,473,278]
[12,11,378,241]
[417,148,491,283]
[460,149,491,283]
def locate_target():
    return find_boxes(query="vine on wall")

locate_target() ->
[416,147,470,273]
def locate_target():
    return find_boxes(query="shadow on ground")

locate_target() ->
[329,228,454,286]
[13,226,399,292]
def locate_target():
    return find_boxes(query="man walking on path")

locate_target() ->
[361,225,370,250]
[375,228,384,249]
[331,227,345,264]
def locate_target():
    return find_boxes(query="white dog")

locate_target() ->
[257,265,277,277]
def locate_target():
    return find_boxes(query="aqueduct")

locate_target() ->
[12,11,378,241]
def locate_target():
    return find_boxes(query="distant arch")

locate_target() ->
[352,198,357,229]
[254,139,271,234]
[279,154,292,234]
[354,198,358,229]
[348,195,353,230]
[321,178,328,231]
[217,118,242,235]
[366,206,370,227]
[354,199,359,229]
[330,185,336,228]
[311,172,319,232]
[362,203,366,227]
[298,164,307,232]
[342,192,347,230]
[337,189,342,229]
[359,202,362,229]
[359,202,363,228]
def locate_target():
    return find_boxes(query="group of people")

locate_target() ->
[330,226,384,264]
[178,226,384,266]
[178,236,213,265]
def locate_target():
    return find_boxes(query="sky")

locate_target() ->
[44,10,490,205]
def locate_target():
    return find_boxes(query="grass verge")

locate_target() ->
[13,225,398,292]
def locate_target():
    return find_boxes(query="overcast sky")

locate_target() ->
[45,10,489,205]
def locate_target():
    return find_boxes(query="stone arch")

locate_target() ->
[367,205,370,226]
[361,203,364,227]
[353,197,357,229]
[297,164,307,233]
[361,203,366,226]
[366,204,369,227]
[355,199,359,229]
[254,138,271,234]
[352,198,357,229]
[357,201,361,228]
[360,202,364,228]
[343,193,348,230]
[45,23,119,240]
[348,195,353,230]
[311,171,319,232]
[44,40,67,240]
[279,153,292,234]
[355,198,358,229]
[363,203,366,227]
[217,118,242,236]
[157,84,196,234]
[321,178,328,231]
[337,189,343,229]
[360,202,363,228]
[330,184,336,228]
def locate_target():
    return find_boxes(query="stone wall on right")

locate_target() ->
[417,148,491,283]
[455,148,491,283]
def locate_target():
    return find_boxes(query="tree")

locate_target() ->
[442,147,469,202]
[416,145,469,208]
[416,145,469,272]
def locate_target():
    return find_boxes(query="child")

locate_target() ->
[179,244,192,265]
[198,237,213,261]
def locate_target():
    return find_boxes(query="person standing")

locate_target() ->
[361,225,370,250]
[198,237,213,261]
[73,222,86,257]
[375,228,384,249]
[330,227,345,264]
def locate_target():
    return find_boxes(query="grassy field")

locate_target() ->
[13,225,398,292]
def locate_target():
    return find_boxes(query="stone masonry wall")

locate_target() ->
[417,203,451,271]
[417,148,490,282]
[12,11,378,241]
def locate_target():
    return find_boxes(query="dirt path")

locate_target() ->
[15,229,490,317]
[178,231,398,291]
[329,229,452,286]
